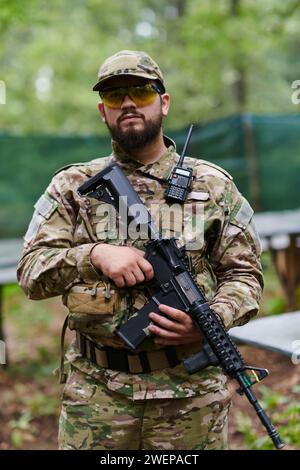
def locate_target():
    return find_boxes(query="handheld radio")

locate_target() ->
[165,124,194,204]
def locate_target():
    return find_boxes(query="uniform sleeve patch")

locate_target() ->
[187,191,210,201]
[34,194,58,219]
[24,194,58,242]
[230,198,254,229]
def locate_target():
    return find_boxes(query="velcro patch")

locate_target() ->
[24,194,58,242]
[187,191,210,201]
[34,194,58,219]
[230,198,254,229]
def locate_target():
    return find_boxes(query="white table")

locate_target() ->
[254,209,300,310]
[230,311,300,359]
[0,239,23,365]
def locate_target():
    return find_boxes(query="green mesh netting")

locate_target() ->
[1,114,300,238]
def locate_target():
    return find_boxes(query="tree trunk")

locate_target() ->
[230,0,247,110]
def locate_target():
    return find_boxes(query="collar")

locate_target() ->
[111,135,179,181]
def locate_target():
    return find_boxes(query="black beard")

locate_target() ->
[106,112,163,154]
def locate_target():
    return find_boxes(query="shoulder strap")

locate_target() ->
[54,156,113,177]
[196,159,233,180]
[58,315,69,384]
[54,162,88,176]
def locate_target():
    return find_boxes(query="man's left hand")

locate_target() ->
[148,304,202,346]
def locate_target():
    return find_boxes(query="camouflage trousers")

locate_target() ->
[58,366,231,450]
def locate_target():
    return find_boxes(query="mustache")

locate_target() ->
[117,110,144,124]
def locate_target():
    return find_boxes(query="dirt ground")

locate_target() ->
[228,346,299,450]
[0,343,299,450]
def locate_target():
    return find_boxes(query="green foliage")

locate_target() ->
[1,0,300,133]
[236,385,300,449]
[291,384,300,394]
[9,355,60,382]
[263,297,287,316]
[0,0,36,32]
[259,253,288,316]
[259,385,289,410]
[3,283,63,379]
[4,285,53,335]
[22,392,60,417]
[236,413,273,450]
[1,284,62,449]
[9,411,37,449]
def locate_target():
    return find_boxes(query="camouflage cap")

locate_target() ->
[92,50,165,93]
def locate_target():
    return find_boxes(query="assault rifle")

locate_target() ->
[78,163,284,450]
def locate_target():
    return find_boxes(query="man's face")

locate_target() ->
[97,76,170,154]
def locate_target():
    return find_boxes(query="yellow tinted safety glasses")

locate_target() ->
[99,83,162,109]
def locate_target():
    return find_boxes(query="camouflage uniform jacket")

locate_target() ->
[17,136,263,403]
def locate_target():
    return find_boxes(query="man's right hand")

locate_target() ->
[90,244,154,288]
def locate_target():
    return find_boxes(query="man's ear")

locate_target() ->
[161,93,170,117]
[98,102,106,122]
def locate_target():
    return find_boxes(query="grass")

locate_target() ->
[260,253,289,316]
[236,385,300,450]
[1,283,64,448]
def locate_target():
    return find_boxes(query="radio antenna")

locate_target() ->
[178,124,194,167]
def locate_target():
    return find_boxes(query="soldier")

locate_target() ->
[17,50,263,450]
